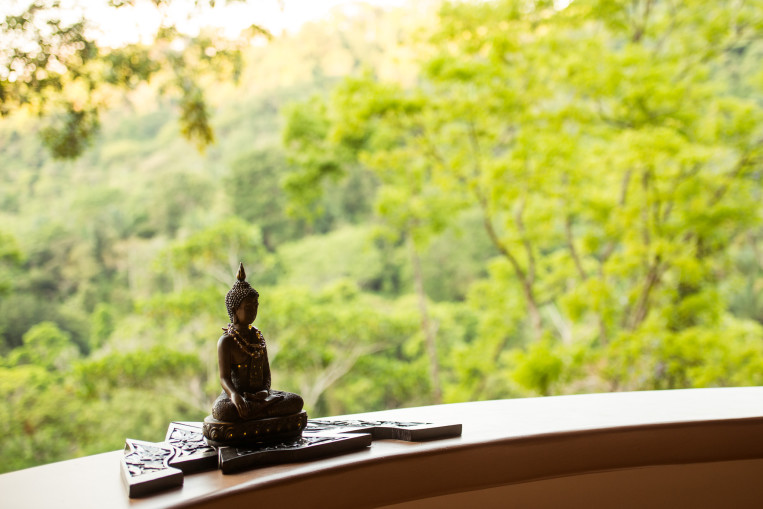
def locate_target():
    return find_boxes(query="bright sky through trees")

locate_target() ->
[1,0,412,47]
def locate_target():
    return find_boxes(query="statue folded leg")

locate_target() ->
[212,390,304,422]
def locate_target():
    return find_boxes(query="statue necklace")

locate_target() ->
[225,324,264,358]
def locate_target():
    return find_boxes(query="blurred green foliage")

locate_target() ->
[284,0,763,399]
[0,0,261,159]
[1,0,762,474]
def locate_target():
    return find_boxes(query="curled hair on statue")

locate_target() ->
[225,262,259,322]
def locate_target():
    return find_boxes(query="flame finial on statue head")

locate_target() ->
[225,262,259,322]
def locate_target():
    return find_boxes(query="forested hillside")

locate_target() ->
[2,0,763,473]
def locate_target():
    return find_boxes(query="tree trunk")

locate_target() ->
[408,234,442,404]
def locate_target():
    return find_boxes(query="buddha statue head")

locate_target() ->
[225,263,259,324]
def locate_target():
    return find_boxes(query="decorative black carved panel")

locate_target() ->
[165,422,218,473]
[122,417,462,497]
[218,433,373,474]
[121,439,183,498]
[306,419,463,441]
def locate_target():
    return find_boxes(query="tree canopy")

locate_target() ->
[284,0,763,396]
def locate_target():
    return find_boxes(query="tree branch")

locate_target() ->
[408,233,442,403]
[708,142,762,208]
[631,0,653,43]
[629,255,663,329]
[514,197,536,287]
[565,214,587,281]
[598,169,632,264]
[480,201,542,337]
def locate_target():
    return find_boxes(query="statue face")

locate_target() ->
[234,294,258,325]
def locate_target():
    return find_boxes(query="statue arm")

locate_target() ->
[256,328,272,391]
[264,348,272,391]
[217,334,249,418]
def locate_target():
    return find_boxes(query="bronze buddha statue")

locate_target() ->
[203,263,306,446]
